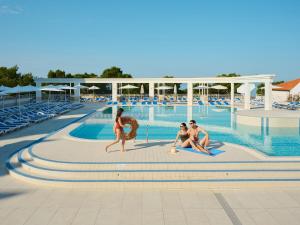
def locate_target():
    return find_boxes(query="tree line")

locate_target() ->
[0,66,284,95]
[47,66,132,79]
[0,66,35,87]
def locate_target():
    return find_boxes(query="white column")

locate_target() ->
[35,81,42,102]
[244,82,251,110]
[112,82,118,102]
[74,82,80,102]
[264,80,272,110]
[187,82,193,106]
[230,82,234,106]
[149,82,154,99]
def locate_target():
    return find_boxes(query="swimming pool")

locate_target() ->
[70,106,300,157]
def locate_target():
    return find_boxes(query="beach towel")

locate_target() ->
[177,146,225,156]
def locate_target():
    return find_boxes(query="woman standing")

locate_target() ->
[105,108,126,153]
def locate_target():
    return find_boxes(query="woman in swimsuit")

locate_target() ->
[173,123,192,148]
[105,108,126,153]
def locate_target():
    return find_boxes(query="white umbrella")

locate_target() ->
[174,85,177,95]
[0,85,9,92]
[57,85,76,101]
[119,84,138,90]
[119,84,138,96]
[88,85,100,90]
[140,84,144,95]
[22,85,39,103]
[211,85,228,98]
[74,84,88,89]
[211,85,228,90]
[58,85,76,90]
[0,92,6,109]
[89,85,99,98]
[40,87,63,110]
[193,85,210,89]
[3,85,29,94]
[4,85,38,119]
[155,85,173,90]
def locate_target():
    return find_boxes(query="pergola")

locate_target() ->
[34,74,275,110]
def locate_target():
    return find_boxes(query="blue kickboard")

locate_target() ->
[176,146,225,156]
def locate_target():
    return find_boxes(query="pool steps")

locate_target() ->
[7,147,300,188]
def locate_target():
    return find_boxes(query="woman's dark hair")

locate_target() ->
[181,122,187,130]
[115,108,124,122]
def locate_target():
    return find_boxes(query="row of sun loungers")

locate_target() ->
[0,102,83,135]
[273,102,300,110]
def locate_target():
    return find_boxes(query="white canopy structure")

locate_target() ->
[34,74,276,110]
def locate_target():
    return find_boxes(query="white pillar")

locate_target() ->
[74,82,80,102]
[112,82,118,102]
[187,82,193,106]
[244,82,251,110]
[149,82,154,99]
[36,81,42,102]
[264,80,272,110]
[230,82,234,106]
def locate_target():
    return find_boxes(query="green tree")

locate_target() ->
[0,65,35,86]
[19,73,35,86]
[47,69,66,78]
[100,67,132,78]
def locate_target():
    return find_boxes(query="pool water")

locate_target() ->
[70,106,300,156]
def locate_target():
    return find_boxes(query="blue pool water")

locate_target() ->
[70,106,300,156]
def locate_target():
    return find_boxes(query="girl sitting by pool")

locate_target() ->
[173,123,191,148]
[105,108,126,153]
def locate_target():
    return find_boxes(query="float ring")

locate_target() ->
[121,116,139,140]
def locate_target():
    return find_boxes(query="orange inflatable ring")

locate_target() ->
[121,116,139,140]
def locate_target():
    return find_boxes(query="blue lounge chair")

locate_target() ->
[198,101,204,105]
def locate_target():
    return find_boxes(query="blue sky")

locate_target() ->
[0,0,299,81]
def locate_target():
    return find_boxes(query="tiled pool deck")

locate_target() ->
[1,103,300,225]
